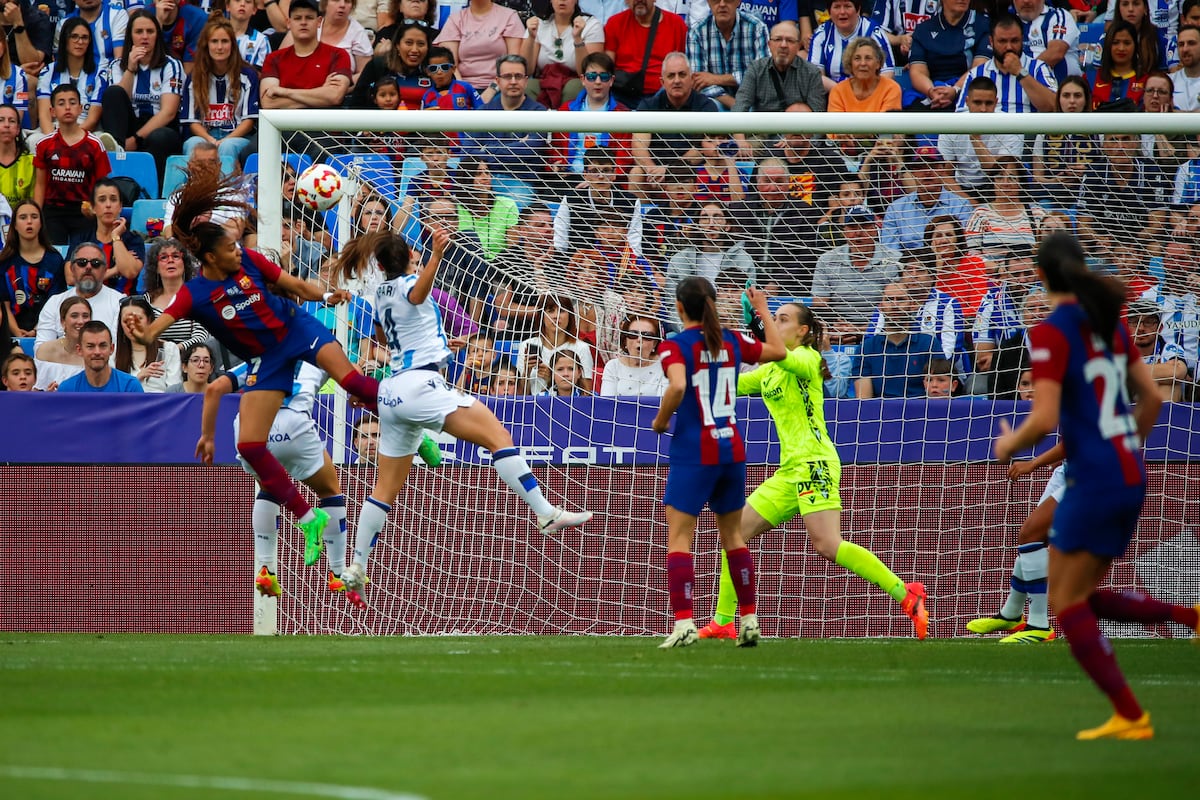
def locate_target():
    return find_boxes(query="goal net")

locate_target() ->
[256,109,1199,638]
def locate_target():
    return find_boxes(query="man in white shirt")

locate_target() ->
[1171,25,1200,111]
[35,242,124,350]
[938,76,1024,196]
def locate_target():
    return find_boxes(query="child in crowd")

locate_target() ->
[360,75,405,158]
[227,0,272,69]
[409,133,454,206]
[421,46,484,110]
[923,356,960,398]
[695,134,744,204]
[1,351,36,391]
[539,349,588,397]
[33,84,110,245]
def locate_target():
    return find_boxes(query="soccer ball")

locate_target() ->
[295,164,344,211]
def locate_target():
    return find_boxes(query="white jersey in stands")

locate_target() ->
[374,273,452,372]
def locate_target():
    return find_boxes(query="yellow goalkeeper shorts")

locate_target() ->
[747,461,842,527]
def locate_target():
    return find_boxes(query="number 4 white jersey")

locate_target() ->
[374,273,452,373]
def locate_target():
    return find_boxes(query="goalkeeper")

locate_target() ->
[700,301,930,640]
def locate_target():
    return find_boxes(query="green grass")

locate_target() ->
[0,635,1196,800]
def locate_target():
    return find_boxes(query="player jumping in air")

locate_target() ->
[330,226,592,602]
[651,277,787,649]
[967,442,1065,643]
[130,162,381,569]
[699,303,930,641]
[994,233,1200,740]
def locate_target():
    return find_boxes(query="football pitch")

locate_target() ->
[1,635,1195,800]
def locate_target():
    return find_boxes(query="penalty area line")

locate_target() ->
[0,765,430,800]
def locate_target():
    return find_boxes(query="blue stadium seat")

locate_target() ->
[161,154,188,200]
[131,198,167,238]
[108,150,159,199]
[243,152,258,174]
[329,152,402,208]
[18,337,34,356]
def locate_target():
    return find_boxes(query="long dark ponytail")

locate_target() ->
[333,231,413,286]
[1037,232,1126,348]
[792,303,831,380]
[676,276,723,358]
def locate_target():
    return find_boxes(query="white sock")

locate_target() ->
[320,495,347,576]
[1021,543,1050,628]
[353,497,391,569]
[999,555,1026,620]
[492,447,555,516]
[253,493,281,573]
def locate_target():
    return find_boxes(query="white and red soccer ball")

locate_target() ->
[295,163,345,211]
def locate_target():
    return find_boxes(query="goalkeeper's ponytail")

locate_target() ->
[793,304,831,381]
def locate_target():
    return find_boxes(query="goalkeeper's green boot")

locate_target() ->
[297,508,330,566]
[417,433,443,467]
[966,615,1026,635]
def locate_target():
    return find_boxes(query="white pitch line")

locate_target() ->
[0,766,429,800]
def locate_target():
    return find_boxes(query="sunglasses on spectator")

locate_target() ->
[584,71,613,82]
[426,62,454,73]
[73,257,105,269]
[626,331,660,341]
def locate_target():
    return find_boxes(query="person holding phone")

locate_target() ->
[113,295,180,392]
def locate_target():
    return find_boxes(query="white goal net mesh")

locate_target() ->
[257,110,1199,638]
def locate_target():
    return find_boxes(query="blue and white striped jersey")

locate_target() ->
[808,17,896,83]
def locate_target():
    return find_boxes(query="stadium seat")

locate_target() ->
[108,150,159,199]
[161,155,189,200]
[18,337,34,356]
[329,152,402,208]
[243,152,258,174]
[131,198,167,238]
[493,174,535,210]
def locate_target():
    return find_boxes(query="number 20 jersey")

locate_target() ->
[659,327,765,465]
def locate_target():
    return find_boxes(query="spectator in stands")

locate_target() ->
[727,156,823,297]
[1013,0,1081,84]
[452,155,520,260]
[420,45,485,108]
[684,0,769,110]
[1112,0,1165,73]
[56,318,142,392]
[305,0,375,81]
[181,19,259,165]
[812,204,899,341]
[101,10,185,184]
[828,36,902,111]
[163,142,254,247]
[228,0,272,70]
[522,0,604,108]
[808,0,895,90]
[35,241,121,350]
[991,288,1050,400]
[34,84,111,246]
[153,0,207,73]
[454,331,504,393]
[353,19,434,108]
[435,0,524,92]
[1091,19,1147,108]
[539,348,589,395]
[627,53,719,198]
[1141,218,1199,374]
[0,104,31,209]
[600,314,666,396]
[1171,25,1200,111]
[732,20,825,114]
[33,294,88,389]
[0,200,64,338]
[956,14,1056,112]
[665,200,754,304]
[113,294,180,392]
[166,341,215,393]
[1140,70,1191,171]
[462,55,549,188]
[854,281,938,399]
[1076,132,1170,261]
[376,0,440,55]
[488,361,523,394]
[972,243,1038,388]
[816,173,866,247]
[551,52,632,182]
[765,133,842,209]
[351,414,380,460]
[1128,297,1193,401]
[864,250,967,371]
[925,214,988,321]
[553,146,637,253]
[879,145,971,254]
[871,0,936,64]
[73,179,146,296]
[906,0,990,110]
[34,18,107,136]
[515,293,594,394]
[923,356,960,398]
[141,237,212,357]
[414,195,496,326]
[641,162,697,270]
[964,156,1044,263]
[603,0,688,107]
[491,206,561,337]
[694,134,744,203]
[1031,76,1097,201]
[1,350,35,390]
[938,76,1025,197]
[260,0,354,111]
[3,0,52,67]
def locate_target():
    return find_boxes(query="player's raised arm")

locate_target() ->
[407,226,450,307]
[746,286,787,363]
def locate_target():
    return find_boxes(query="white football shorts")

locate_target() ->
[235,408,326,482]
[1038,464,1067,506]
[378,369,474,458]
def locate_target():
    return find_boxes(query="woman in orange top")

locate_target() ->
[828,37,901,113]
[925,214,988,322]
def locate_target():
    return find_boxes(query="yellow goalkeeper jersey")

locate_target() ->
[737,345,840,469]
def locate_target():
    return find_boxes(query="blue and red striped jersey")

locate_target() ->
[660,326,764,465]
[163,249,297,361]
[1028,301,1145,490]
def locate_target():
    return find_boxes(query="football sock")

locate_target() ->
[238,442,309,518]
[666,551,695,621]
[726,547,757,617]
[1019,542,1049,628]
[713,550,737,626]
[834,541,907,603]
[319,494,347,576]
[353,497,391,568]
[253,490,280,573]
[999,554,1027,620]
[337,371,379,405]
[1058,601,1143,721]
[491,447,555,516]
[1088,589,1199,628]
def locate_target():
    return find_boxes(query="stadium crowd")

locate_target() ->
[0,0,1196,403]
